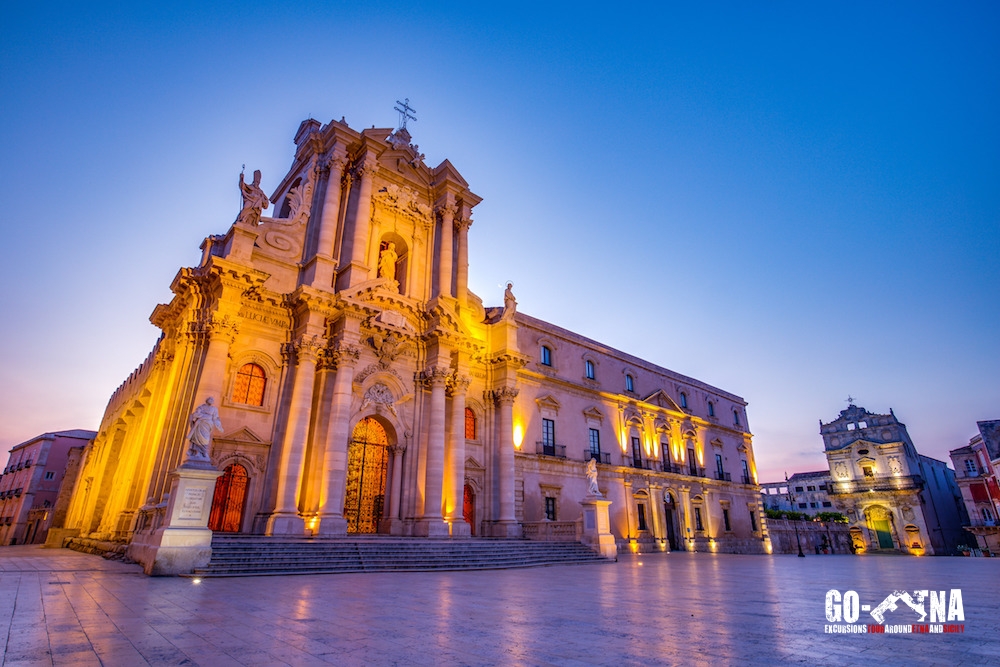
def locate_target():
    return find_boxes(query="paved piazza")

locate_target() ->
[1,546,997,666]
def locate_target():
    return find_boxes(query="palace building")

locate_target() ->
[58,114,769,558]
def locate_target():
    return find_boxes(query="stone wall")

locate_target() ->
[767,519,853,554]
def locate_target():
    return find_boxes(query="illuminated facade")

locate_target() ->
[948,420,1000,553]
[759,470,835,515]
[822,404,966,555]
[58,116,768,555]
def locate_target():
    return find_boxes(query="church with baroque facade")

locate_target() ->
[59,113,770,557]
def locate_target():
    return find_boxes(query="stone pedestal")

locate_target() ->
[487,520,523,538]
[128,462,222,576]
[580,495,617,560]
[413,518,450,537]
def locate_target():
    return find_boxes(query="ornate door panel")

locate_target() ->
[463,484,475,536]
[344,418,390,534]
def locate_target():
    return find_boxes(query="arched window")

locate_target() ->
[232,363,267,406]
[708,401,715,417]
[465,407,477,440]
[625,374,634,393]
[541,345,552,366]
[680,392,688,409]
[585,359,595,380]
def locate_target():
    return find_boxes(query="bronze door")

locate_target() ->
[344,418,390,534]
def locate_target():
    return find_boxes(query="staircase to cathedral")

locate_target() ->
[191,535,613,577]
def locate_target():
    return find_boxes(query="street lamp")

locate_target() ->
[786,473,805,558]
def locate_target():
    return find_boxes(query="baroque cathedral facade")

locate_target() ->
[60,115,769,555]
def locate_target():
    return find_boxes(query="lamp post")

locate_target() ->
[786,473,805,558]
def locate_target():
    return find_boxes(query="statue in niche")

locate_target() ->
[237,169,269,226]
[586,458,602,497]
[502,282,517,319]
[379,242,398,282]
[186,397,223,463]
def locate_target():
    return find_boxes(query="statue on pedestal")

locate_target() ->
[185,397,223,463]
[237,169,269,226]
[586,457,602,496]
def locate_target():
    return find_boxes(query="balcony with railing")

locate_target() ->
[583,450,611,464]
[629,458,662,472]
[535,441,566,458]
[829,474,925,494]
[715,471,732,482]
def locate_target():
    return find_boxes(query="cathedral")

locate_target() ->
[59,113,770,564]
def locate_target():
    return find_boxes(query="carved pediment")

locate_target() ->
[582,406,604,423]
[710,438,724,449]
[536,394,561,414]
[643,389,683,412]
[217,426,267,444]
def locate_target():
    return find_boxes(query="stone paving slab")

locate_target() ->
[0,545,998,665]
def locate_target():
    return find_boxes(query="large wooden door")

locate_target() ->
[344,418,390,534]
[209,464,248,532]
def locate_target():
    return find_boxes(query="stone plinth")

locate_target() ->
[127,462,222,576]
[580,495,617,560]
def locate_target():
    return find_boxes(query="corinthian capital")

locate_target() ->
[436,202,458,219]
[447,373,471,397]
[288,334,326,364]
[421,366,451,388]
[357,155,380,179]
[454,215,473,232]
[490,386,519,405]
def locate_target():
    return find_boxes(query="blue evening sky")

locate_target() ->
[1,2,997,481]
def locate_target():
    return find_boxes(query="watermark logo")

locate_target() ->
[824,589,965,634]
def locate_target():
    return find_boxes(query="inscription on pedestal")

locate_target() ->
[585,509,596,530]
[179,487,207,519]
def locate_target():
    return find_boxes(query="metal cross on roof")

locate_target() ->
[394,98,417,130]
[845,395,855,405]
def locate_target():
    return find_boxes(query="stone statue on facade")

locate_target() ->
[378,242,398,281]
[237,169,269,226]
[586,457,602,496]
[185,397,223,463]
[502,282,517,319]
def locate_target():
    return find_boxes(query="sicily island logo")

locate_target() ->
[825,589,965,634]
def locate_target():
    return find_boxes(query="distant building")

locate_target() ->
[948,420,1000,552]
[0,430,95,545]
[760,470,835,515]
[821,404,966,555]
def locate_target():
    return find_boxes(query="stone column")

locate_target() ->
[415,366,450,536]
[455,210,472,305]
[194,315,239,412]
[338,152,379,288]
[305,150,348,289]
[436,201,456,298]
[680,485,693,551]
[649,483,665,549]
[387,444,406,528]
[316,342,360,536]
[445,374,471,537]
[493,386,520,535]
[266,335,324,535]
[702,488,712,541]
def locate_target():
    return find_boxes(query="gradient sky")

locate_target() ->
[2,2,997,481]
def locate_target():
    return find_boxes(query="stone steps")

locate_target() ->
[191,536,613,577]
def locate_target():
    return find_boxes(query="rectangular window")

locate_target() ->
[631,437,643,468]
[810,502,818,508]
[715,454,724,478]
[688,447,697,476]
[541,346,552,366]
[694,507,704,531]
[807,485,815,491]
[544,497,556,521]
[822,501,832,508]
[588,429,601,457]
[798,503,808,509]
[585,360,595,380]
[662,441,671,468]
[542,419,555,456]
[741,460,751,485]
[637,504,647,531]
[795,486,804,492]
[44,471,55,480]
[723,509,731,532]
[749,511,757,532]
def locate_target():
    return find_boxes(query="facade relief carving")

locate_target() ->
[359,383,397,416]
